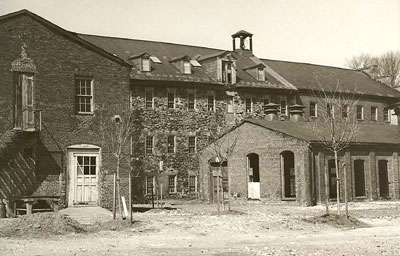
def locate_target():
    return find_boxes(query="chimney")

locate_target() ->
[264,103,279,121]
[289,104,306,122]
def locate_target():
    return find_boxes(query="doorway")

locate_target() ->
[68,146,100,206]
[378,160,389,198]
[354,160,366,197]
[247,153,260,199]
[281,151,295,198]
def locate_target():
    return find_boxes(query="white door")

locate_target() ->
[68,149,99,206]
[248,182,260,199]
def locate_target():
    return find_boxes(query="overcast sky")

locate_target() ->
[1,0,399,68]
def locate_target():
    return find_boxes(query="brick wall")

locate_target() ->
[0,14,131,208]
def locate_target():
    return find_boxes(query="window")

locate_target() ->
[222,61,233,84]
[327,103,334,118]
[227,96,234,113]
[245,98,252,113]
[371,106,377,121]
[167,92,175,109]
[76,156,96,176]
[188,92,195,110]
[280,100,287,116]
[310,102,317,117]
[168,175,177,193]
[383,107,390,122]
[146,176,154,194]
[167,135,175,153]
[263,97,270,114]
[145,136,153,154]
[189,175,197,193]
[188,136,196,153]
[142,58,151,72]
[257,68,265,81]
[145,90,153,109]
[183,61,191,74]
[76,78,93,113]
[207,93,215,111]
[356,105,364,120]
[341,104,349,118]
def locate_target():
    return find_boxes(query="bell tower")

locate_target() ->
[231,30,253,56]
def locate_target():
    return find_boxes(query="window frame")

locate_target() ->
[245,97,253,113]
[167,91,175,109]
[145,89,154,109]
[75,77,94,114]
[280,99,288,116]
[356,105,364,120]
[145,176,155,195]
[207,92,215,112]
[309,102,317,117]
[189,175,197,193]
[167,135,176,154]
[383,107,390,122]
[145,135,154,154]
[371,106,378,121]
[187,91,196,110]
[257,68,265,81]
[168,175,177,194]
[188,136,196,153]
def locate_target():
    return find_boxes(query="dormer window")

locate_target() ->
[129,52,162,72]
[197,51,236,84]
[243,63,266,82]
[183,61,191,74]
[142,58,151,72]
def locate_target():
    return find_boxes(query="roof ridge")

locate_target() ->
[77,32,226,53]
[261,58,356,72]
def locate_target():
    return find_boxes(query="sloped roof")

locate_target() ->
[0,9,131,67]
[262,59,400,98]
[245,119,400,144]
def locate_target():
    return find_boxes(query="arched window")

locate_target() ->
[281,151,295,198]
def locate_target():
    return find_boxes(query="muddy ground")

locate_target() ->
[0,201,399,255]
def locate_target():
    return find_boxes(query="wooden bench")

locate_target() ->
[13,196,60,216]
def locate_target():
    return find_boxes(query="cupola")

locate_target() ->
[232,30,253,56]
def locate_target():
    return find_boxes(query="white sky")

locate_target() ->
[1,0,399,68]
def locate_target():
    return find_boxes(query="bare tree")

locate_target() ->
[346,51,400,89]
[308,82,361,215]
[98,101,142,219]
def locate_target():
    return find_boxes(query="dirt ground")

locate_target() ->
[0,200,399,256]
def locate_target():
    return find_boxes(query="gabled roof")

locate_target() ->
[262,59,400,98]
[0,9,131,67]
[245,119,400,144]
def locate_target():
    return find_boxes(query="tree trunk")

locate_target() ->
[113,173,116,219]
[228,165,231,212]
[324,166,329,215]
[334,150,340,215]
[116,157,122,219]
[344,164,348,218]
[216,167,220,212]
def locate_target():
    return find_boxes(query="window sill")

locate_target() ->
[76,112,94,116]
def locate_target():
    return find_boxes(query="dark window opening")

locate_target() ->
[247,153,260,182]
[328,159,337,199]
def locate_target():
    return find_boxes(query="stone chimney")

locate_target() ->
[264,103,279,121]
[289,104,306,122]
